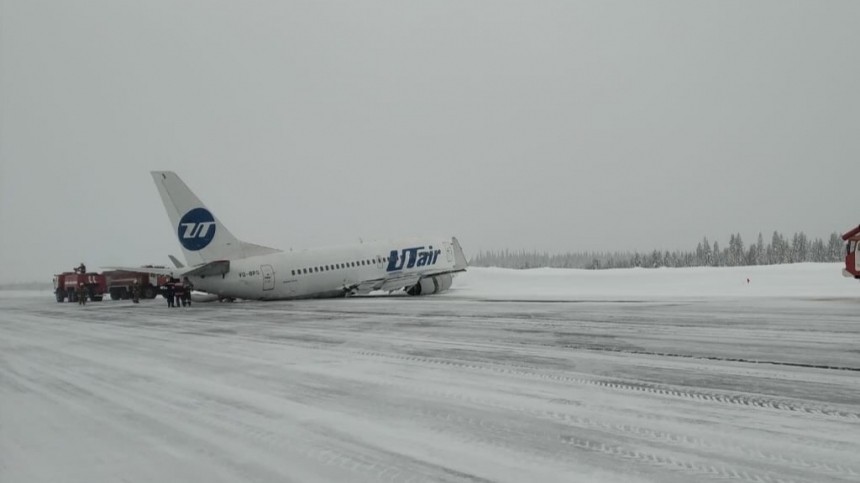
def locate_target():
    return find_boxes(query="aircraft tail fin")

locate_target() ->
[151,171,280,266]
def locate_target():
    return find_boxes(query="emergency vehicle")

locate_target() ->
[53,272,106,302]
[841,225,860,278]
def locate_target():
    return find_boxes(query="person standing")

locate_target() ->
[131,280,140,304]
[174,282,183,308]
[165,280,175,308]
[182,277,193,307]
[77,283,87,306]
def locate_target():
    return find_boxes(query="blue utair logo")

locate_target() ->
[386,246,442,272]
[178,208,216,251]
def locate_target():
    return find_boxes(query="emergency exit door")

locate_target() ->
[261,265,274,291]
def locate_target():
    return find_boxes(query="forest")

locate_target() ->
[470,232,846,270]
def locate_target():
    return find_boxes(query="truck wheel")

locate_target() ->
[109,288,120,301]
[68,288,77,302]
[121,288,130,300]
[56,291,65,302]
[144,286,156,299]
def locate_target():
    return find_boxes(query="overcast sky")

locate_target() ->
[2,1,859,283]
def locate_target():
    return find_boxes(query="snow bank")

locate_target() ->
[451,263,857,300]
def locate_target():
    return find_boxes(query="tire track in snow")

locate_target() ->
[564,346,860,372]
[559,436,802,483]
[405,386,860,480]
[350,350,860,421]
[5,339,491,483]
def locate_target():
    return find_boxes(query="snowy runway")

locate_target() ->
[2,269,860,482]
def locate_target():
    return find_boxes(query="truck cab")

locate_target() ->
[841,225,860,278]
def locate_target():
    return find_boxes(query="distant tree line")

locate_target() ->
[469,232,846,270]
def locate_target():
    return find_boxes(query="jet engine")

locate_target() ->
[406,274,453,296]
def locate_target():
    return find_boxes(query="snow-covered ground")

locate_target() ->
[454,263,860,300]
[2,264,859,482]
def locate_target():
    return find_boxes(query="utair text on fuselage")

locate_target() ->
[386,246,442,272]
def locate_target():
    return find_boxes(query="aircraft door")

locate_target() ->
[261,265,275,291]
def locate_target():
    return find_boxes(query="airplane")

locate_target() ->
[107,171,467,301]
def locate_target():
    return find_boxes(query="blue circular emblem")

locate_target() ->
[178,208,216,251]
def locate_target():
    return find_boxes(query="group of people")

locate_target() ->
[162,277,194,308]
[69,261,196,307]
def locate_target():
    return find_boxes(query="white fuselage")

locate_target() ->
[188,237,457,300]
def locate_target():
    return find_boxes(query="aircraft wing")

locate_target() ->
[348,267,466,295]
[102,265,181,277]
[348,237,469,294]
[102,260,230,279]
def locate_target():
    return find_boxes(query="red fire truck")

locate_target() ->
[54,266,172,302]
[53,272,107,302]
[103,270,171,300]
[842,225,860,278]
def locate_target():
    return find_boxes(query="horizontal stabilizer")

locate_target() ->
[168,255,184,269]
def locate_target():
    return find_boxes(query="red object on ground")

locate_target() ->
[52,272,107,302]
[841,226,860,278]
